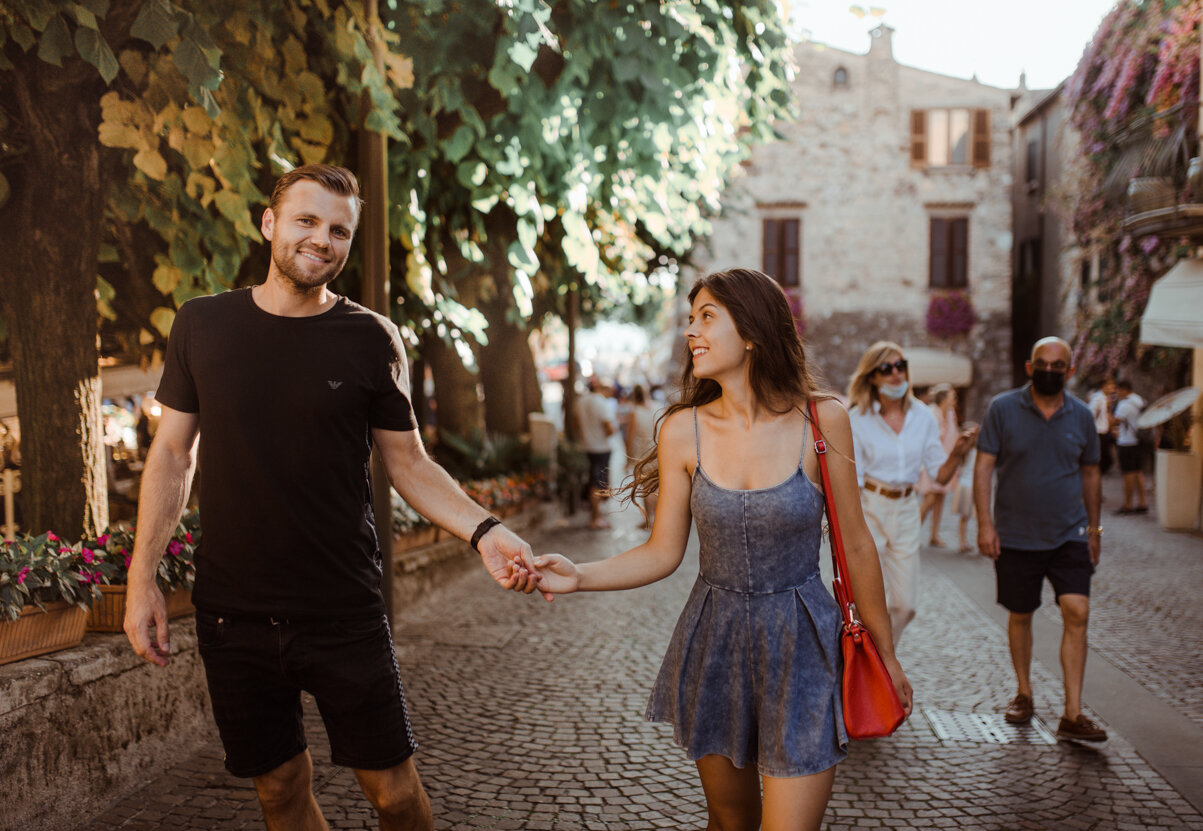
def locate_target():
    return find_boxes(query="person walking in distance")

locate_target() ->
[847,344,976,643]
[1088,377,1117,476]
[624,384,659,529]
[974,336,1107,743]
[573,376,617,530]
[521,269,911,831]
[918,383,961,548]
[123,164,543,831]
[1112,377,1149,514]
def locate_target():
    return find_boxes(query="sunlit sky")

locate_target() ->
[789,0,1120,90]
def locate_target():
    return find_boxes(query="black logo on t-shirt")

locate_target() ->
[328,381,343,389]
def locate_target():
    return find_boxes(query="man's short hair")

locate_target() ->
[269,163,365,225]
[1115,377,1133,391]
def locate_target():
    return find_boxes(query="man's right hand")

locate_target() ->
[977,521,1001,560]
[124,584,171,667]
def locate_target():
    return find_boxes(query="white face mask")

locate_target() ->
[879,380,909,400]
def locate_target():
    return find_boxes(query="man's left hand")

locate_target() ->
[477,525,553,601]
[1088,533,1101,566]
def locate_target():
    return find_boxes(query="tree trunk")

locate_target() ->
[476,290,542,437]
[421,333,483,440]
[0,54,111,538]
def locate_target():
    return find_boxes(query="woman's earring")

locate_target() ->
[745,345,752,351]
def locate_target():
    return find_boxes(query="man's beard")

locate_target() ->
[272,240,345,292]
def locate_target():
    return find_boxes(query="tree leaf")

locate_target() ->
[97,121,145,149]
[180,105,211,134]
[181,135,214,169]
[15,0,54,31]
[75,26,119,83]
[130,0,178,50]
[443,125,474,164]
[152,261,182,294]
[173,35,221,91]
[149,307,176,338]
[69,4,98,30]
[133,148,168,180]
[36,14,74,67]
[9,22,35,52]
[506,239,538,272]
[385,52,413,90]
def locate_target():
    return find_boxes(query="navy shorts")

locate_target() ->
[995,541,1094,614]
[1117,444,1143,473]
[586,451,611,491]
[196,610,416,778]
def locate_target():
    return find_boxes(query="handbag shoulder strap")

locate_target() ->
[807,398,856,622]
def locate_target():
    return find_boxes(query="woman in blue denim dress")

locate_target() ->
[526,268,912,829]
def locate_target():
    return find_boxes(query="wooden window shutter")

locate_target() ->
[910,110,927,168]
[763,219,781,280]
[782,219,800,287]
[951,218,969,287]
[972,109,990,168]
[929,218,948,287]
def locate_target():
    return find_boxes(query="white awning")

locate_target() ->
[1141,258,1203,349]
[0,363,162,419]
[904,346,973,387]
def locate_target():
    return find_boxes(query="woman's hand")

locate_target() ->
[883,654,914,718]
[951,425,979,458]
[520,553,582,596]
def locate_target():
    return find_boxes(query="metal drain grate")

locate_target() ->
[920,708,1057,745]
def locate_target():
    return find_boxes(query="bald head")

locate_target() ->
[1030,337,1072,365]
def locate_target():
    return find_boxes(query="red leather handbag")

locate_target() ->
[808,400,907,739]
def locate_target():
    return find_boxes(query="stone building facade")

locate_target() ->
[689,25,1017,418]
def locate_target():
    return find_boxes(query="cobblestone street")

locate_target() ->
[76,474,1203,830]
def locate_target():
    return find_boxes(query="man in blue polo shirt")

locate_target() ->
[973,336,1105,743]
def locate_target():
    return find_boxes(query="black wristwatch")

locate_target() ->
[470,516,502,551]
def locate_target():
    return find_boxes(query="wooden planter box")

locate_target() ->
[0,601,88,665]
[86,585,196,632]
[395,526,439,550]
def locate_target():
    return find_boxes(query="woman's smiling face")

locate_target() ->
[684,288,747,379]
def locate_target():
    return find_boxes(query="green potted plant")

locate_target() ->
[84,512,200,632]
[0,533,113,664]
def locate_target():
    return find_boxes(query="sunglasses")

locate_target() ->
[872,359,908,377]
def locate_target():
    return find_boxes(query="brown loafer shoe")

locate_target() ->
[1004,693,1034,724]
[1056,714,1108,742]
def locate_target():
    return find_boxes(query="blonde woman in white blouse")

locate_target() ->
[847,342,976,642]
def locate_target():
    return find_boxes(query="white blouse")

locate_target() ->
[848,400,948,488]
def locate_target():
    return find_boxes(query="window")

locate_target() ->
[910,109,991,168]
[762,218,800,288]
[833,67,849,88]
[929,217,968,288]
[1025,138,1039,185]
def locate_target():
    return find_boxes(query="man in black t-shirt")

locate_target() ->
[124,164,544,831]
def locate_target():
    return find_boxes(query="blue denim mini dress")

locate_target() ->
[644,409,848,777]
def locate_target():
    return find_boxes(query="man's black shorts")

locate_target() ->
[995,540,1094,614]
[196,610,416,778]
[1117,443,1144,474]
[586,451,610,492]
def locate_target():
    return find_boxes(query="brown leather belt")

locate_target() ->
[863,479,914,499]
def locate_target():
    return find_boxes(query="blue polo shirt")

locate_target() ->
[977,384,1100,550]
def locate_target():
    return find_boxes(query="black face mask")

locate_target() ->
[1031,369,1066,396]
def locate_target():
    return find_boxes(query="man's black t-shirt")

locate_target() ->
[155,288,415,618]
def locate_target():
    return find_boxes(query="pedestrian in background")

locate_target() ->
[1088,377,1117,475]
[522,268,910,831]
[847,343,976,643]
[1112,377,1149,514]
[624,383,658,529]
[572,376,617,530]
[918,382,961,548]
[974,336,1107,743]
[952,421,978,554]
[124,164,542,831]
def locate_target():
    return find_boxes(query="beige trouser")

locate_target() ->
[860,487,922,643]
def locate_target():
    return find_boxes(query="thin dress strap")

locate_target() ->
[799,408,810,469]
[692,406,701,466]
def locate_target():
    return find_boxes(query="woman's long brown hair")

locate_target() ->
[618,268,825,507]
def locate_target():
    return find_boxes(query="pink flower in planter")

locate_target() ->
[82,549,95,564]
[16,566,30,584]
[47,532,59,542]
[167,540,184,557]
[97,534,110,546]
[185,533,194,544]
[123,554,132,569]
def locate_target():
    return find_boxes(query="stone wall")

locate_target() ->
[690,24,1016,411]
[0,621,210,831]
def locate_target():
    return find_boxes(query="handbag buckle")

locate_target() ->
[814,439,827,455]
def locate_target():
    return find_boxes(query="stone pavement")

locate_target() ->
[74,472,1203,830]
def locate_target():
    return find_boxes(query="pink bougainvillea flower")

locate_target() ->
[47,532,59,542]
[82,549,95,564]
[97,534,110,547]
[16,566,30,584]
[123,555,132,569]
[167,540,184,557]
[185,533,194,544]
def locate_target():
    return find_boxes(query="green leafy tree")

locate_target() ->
[0,0,410,538]
[385,0,793,437]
